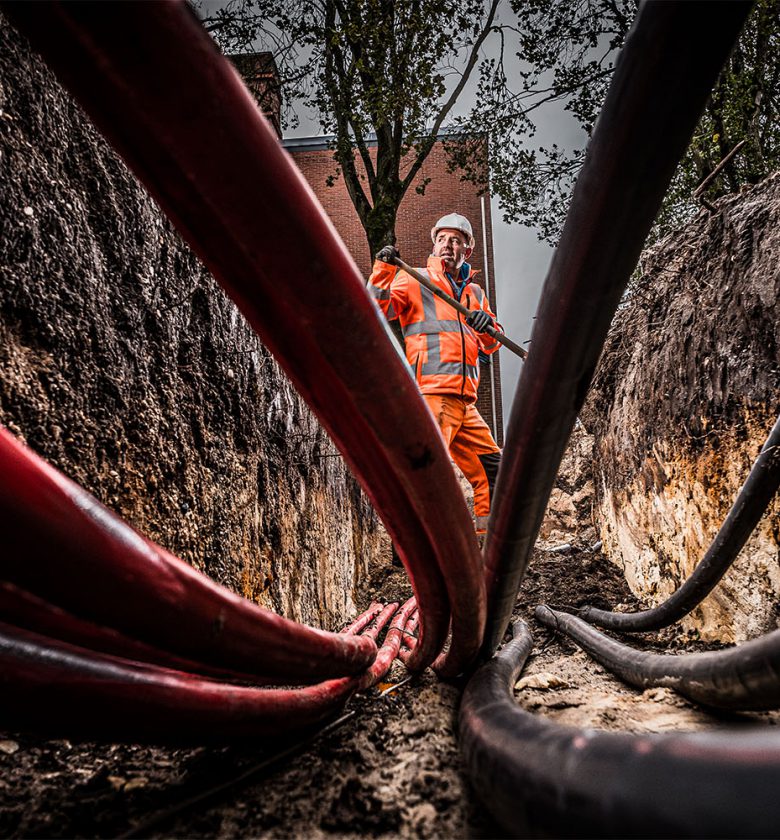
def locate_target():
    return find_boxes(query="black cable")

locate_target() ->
[460,620,780,838]
[537,605,780,710]
[580,413,780,632]
[481,0,754,657]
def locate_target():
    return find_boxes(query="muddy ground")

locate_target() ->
[3,542,777,839]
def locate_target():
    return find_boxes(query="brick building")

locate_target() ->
[234,53,504,443]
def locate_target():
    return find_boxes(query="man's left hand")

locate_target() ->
[466,309,495,334]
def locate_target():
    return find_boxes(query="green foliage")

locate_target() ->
[197,0,779,250]
[655,0,780,240]
[449,0,631,242]
[457,0,780,245]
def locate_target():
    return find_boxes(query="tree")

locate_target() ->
[198,0,499,261]
[455,0,780,244]
[199,0,779,252]
[657,0,780,237]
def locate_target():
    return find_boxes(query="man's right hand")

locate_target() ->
[375,245,400,265]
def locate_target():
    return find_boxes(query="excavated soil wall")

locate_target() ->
[585,173,780,642]
[0,16,384,628]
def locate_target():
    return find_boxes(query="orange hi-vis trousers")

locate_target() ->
[423,394,501,534]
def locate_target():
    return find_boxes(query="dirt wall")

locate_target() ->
[0,16,384,629]
[585,173,780,642]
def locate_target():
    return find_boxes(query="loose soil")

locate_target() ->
[3,543,777,839]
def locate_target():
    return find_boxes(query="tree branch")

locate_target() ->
[402,0,500,192]
[328,34,378,191]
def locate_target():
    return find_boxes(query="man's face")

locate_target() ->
[433,228,472,273]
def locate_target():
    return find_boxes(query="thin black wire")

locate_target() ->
[119,676,414,839]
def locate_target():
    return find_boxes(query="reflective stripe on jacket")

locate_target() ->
[368,255,502,403]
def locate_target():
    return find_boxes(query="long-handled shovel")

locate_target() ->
[393,257,527,359]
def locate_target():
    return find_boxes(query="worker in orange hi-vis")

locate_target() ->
[368,213,502,536]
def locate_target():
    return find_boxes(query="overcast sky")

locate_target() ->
[486,135,584,429]
[476,7,587,427]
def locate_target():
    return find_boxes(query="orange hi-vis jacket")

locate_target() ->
[369,255,503,404]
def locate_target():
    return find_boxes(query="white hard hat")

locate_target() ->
[431,213,474,248]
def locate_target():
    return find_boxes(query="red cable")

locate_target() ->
[0,600,411,738]
[0,582,286,685]
[359,598,418,687]
[342,603,384,635]
[0,428,376,682]
[1,0,485,673]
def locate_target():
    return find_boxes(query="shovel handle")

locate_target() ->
[394,258,527,360]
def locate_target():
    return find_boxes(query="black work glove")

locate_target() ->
[466,309,495,334]
[375,245,400,265]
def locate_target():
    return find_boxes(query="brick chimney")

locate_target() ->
[229,52,282,138]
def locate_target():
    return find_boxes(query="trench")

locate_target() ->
[1,2,779,838]
[5,537,779,838]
